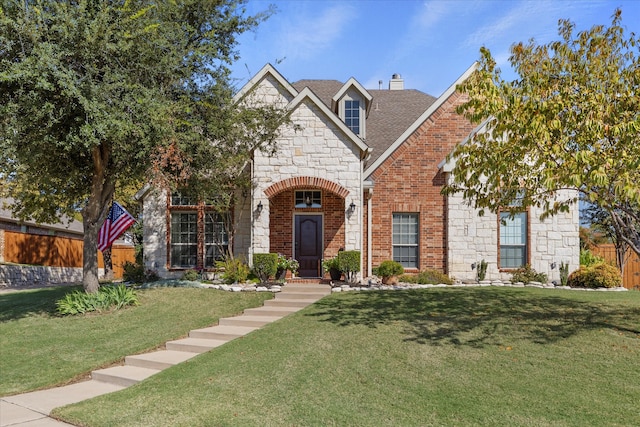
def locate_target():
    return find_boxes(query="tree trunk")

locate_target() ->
[82,215,101,293]
[82,144,115,293]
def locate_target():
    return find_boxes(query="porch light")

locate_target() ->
[257,201,263,213]
[349,201,356,212]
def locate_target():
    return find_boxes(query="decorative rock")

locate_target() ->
[331,287,342,292]
[230,286,243,292]
[256,286,269,292]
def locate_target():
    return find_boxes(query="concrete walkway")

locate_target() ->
[0,283,330,427]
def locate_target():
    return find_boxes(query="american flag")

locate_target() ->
[98,202,135,252]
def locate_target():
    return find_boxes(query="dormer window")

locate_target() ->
[345,100,360,134]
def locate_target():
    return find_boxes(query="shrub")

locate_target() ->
[337,250,360,283]
[216,257,250,284]
[510,265,548,284]
[253,253,278,282]
[322,256,340,272]
[374,260,404,279]
[567,262,622,288]
[400,268,453,285]
[122,261,158,283]
[122,261,145,283]
[181,269,200,282]
[559,261,570,286]
[580,249,605,267]
[56,285,139,315]
[477,259,488,281]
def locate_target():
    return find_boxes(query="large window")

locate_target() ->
[392,213,419,269]
[344,99,360,134]
[499,212,527,269]
[169,194,228,269]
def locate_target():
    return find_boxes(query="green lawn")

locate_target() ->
[51,287,640,427]
[0,286,272,396]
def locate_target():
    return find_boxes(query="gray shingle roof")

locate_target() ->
[292,80,436,165]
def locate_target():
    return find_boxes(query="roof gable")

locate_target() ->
[287,87,370,155]
[363,62,478,178]
[332,77,373,115]
[233,63,298,103]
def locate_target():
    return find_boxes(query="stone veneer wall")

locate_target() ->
[446,186,580,282]
[0,264,98,287]
[141,187,175,278]
[249,78,363,260]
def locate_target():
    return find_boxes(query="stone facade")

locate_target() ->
[0,264,89,287]
[446,184,580,282]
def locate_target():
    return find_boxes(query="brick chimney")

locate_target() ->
[389,73,404,90]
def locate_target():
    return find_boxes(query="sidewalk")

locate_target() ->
[0,283,330,427]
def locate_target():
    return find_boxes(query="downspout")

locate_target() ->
[364,180,374,278]
[249,158,254,267]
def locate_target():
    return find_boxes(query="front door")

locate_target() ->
[295,215,323,277]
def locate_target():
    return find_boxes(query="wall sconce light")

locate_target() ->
[349,201,356,212]
[471,262,477,270]
[256,201,263,213]
[550,262,557,270]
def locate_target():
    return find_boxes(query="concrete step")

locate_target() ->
[280,284,330,293]
[218,315,279,327]
[91,365,160,387]
[189,325,258,341]
[264,298,318,308]
[243,305,301,317]
[125,350,200,370]
[274,291,327,300]
[165,337,228,353]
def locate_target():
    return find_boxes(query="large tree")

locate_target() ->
[444,9,640,258]
[0,0,285,292]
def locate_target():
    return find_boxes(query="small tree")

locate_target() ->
[444,9,640,260]
[337,250,361,284]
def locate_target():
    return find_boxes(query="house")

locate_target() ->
[137,64,579,283]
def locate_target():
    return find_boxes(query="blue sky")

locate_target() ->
[231,0,640,97]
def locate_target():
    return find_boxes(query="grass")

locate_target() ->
[51,287,640,427]
[0,285,272,396]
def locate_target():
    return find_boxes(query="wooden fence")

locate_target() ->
[591,244,640,290]
[2,230,135,279]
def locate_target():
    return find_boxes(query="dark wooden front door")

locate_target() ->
[295,215,323,277]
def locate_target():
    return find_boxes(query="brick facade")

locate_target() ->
[365,91,475,273]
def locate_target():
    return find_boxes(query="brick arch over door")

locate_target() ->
[264,176,350,199]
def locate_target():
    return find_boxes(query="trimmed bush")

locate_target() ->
[253,253,278,282]
[567,263,622,288]
[338,250,361,283]
[400,268,453,285]
[510,265,548,284]
[374,260,404,279]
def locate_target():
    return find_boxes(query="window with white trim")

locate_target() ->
[169,193,229,269]
[392,213,419,269]
[344,100,360,134]
[499,211,527,269]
